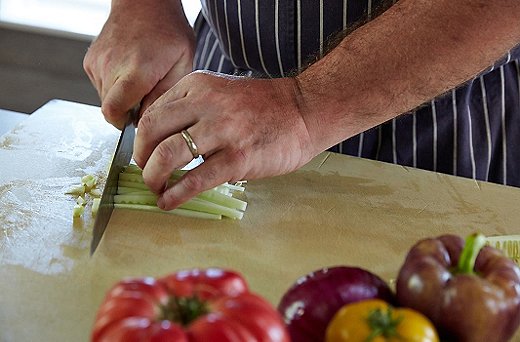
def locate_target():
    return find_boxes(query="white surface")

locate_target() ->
[0,109,29,137]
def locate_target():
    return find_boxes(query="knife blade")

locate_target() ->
[90,119,135,255]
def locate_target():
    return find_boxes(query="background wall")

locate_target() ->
[0,22,99,114]
[0,0,200,114]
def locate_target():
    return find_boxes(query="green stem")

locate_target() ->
[160,296,209,326]
[457,233,486,274]
[365,307,402,341]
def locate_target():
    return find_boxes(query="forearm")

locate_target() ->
[111,0,182,13]
[109,0,191,32]
[296,0,520,154]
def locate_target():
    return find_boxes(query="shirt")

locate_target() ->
[193,0,520,187]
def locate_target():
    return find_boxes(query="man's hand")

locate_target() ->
[133,71,315,210]
[83,0,195,129]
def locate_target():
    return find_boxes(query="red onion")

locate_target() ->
[277,266,395,342]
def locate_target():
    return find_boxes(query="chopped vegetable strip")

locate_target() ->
[115,164,247,220]
[118,181,150,191]
[199,190,248,211]
[114,194,158,206]
[114,203,222,220]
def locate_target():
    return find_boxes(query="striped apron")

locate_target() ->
[193,0,520,187]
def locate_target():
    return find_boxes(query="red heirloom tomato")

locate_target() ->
[91,268,289,342]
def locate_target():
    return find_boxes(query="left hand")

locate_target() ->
[133,71,315,210]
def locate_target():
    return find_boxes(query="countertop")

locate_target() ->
[1,99,520,341]
[0,108,29,136]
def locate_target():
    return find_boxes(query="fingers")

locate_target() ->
[140,54,194,111]
[134,96,191,167]
[141,132,194,194]
[157,150,245,210]
[101,76,148,130]
[140,122,220,194]
[83,51,101,97]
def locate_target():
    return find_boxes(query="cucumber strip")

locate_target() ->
[118,173,146,184]
[117,187,154,195]
[122,164,143,174]
[119,180,247,210]
[120,171,244,195]
[123,164,187,179]
[199,189,248,211]
[179,198,244,220]
[118,180,150,191]
[223,183,246,192]
[114,194,243,219]
[116,165,247,219]
[114,203,222,220]
[114,194,158,206]
[214,185,231,196]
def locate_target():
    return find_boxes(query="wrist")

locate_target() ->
[286,76,326,159]
[110,0,187,26]
[294,63,356,154]
[111,0,181,10]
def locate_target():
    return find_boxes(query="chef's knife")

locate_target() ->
[90,119,135,255]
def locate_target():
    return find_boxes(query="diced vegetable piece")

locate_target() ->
[81,174,98,190]
[76,195,86,206]
[90,188,102,198]
[66,184,86,196]
[73,204,85,218]
[67,174,103,219]
[92,198,101,217]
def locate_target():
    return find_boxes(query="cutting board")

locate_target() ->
[1,99,520,341]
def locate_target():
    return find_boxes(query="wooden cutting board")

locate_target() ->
[1,99,520,341]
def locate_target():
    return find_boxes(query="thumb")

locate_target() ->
[101,77,145,129]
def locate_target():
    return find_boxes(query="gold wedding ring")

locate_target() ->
[180,129,200,159]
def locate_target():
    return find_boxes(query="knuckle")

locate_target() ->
[142,171,163,194]
[154,142,176,169]
[117,77,137,93]
[137,114,155,138]
[228,148,248,165]
[82,56,92,74]
[180,173,206,193]
[101,102,119,122]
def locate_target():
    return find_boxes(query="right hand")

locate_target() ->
[83,0,196,129]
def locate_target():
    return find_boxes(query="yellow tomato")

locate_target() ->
[325,299,439,342]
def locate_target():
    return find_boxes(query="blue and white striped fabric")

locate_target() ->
[193,0,520,187]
